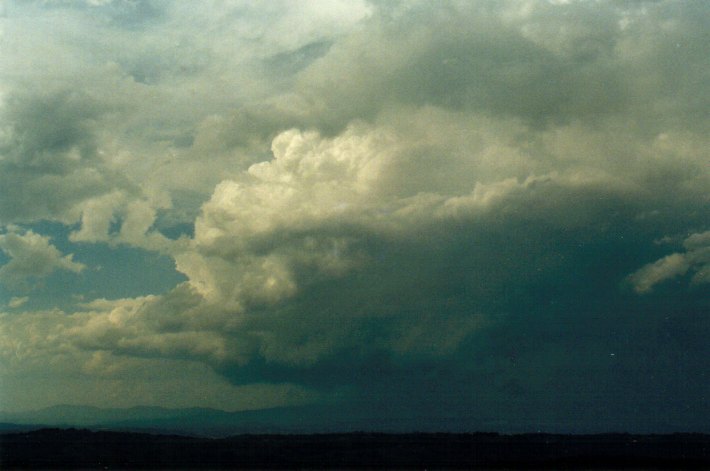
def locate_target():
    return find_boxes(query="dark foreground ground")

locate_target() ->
[1,428,709,469]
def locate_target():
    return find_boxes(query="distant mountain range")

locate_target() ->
[0,404,486,437]
[0,404,331,436]
[3,404,700,438]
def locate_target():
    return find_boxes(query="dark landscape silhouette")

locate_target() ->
[2,427,709,469]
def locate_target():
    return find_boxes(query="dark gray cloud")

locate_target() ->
[0,90,128,223]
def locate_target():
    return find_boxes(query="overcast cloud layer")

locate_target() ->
[0,0,708,432]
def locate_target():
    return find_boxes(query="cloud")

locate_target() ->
[8,296,29,309]
[0,304,315,411]
[629,231,710,293]
[0,226,85,289]
[35,109,699,389]
[628,253,690,294]
[0,90,120,224]
[0,0,377,233]
[0,87,174,250]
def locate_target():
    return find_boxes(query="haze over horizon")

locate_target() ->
[0,0,708,433]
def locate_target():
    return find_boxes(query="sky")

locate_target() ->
[0,0,708,433]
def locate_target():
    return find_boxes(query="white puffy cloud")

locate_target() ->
[629,231,710,293]
[69,192,174,252]
[628,253,691,294]
[8,296,29,309]
[0,226,85,288]
[69,192,126,243]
